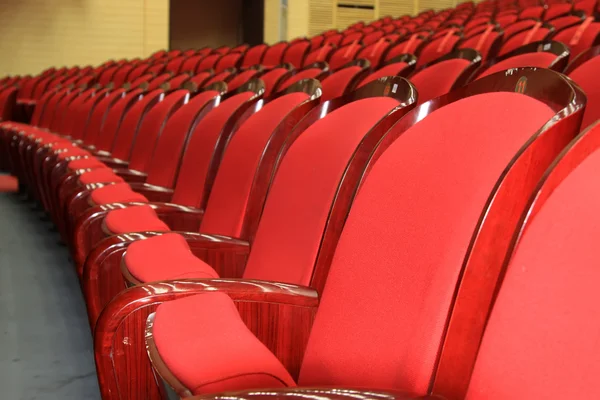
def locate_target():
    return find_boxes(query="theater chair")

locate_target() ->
[501,18,540,40]
[498,21,555,56]
[356,37,397,69]
[72,79,268,271]
[77,80,323,332]
[256,67,294,97]
[546,11,586,31]
[458,24,504,62]
[200,121,600,400]
[276,62,330,91]
[384,33,429,62]
[416,28,462,67]
[409,48,481,105]
[281,40,311,68]
[109,68,582,400]
[303,43,337,67]
[476,41,570,79]
[92,77,418,400]
[261,42,290,68]
[565,45,600,130]
[58,84,228,241]
[357,54,417,88]
[37,75,196,212]
[327,41,364,70]
[241,44,268,69]
[552,17,600,60]
[317,61,371,101]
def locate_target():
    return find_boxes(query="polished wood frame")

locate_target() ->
[92,77,418,400]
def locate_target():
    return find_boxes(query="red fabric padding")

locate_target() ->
[90,182,148,205]
[171,91,256,207]
[465,143,600,399]
[477,52,558,79]
[68,158,107,170]
[199,92,310,237]
[124,233,219,282]
[498,27,552,56]
[298,92,555,393]
[459,31,502,61]
[104,205,169,234]
[152,292,296,394]
[78,168,124,185]
[568,54,600,131]
[553,22,600,60]
[320,66,363,101]
[243,97,400,286]
[410,58,471,105]
[57,147,91,160]
[358,62,410,88]
[279,68,323,91]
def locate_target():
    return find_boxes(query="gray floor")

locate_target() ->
[0,192,101,399]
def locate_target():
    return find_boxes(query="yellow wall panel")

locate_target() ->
[264,0,281,44]
[288,0,310,40]
[0,0,169,76]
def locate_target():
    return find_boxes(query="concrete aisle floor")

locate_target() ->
[0,192,101,399]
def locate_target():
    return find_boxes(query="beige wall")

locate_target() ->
[264,0,310,44]
[170,0,243,50]
[0,0,169,76]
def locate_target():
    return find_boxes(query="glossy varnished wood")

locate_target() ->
[481,40,571,75]
[189,388,443,400]
[94,280,318,400]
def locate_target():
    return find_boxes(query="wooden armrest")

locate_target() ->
[95,155,129,168]
[191,388,445,400]
[82,231,250,327]
[113,167,147,183]
[94,279,318,400]
[127,182,174,202]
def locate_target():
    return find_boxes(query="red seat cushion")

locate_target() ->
[410,58,471,105]
[153,292,295,395]
[124,233,219,282]
[477,52,558,79]
[68,157,107,170]
[568,55,600,130]
[279,68,323,91]
[104,205,170,234]
[57,146,91,160]
[79,168,124,185]
[358,62,410,88]
[320,66,363,101]
[90,182,148,205]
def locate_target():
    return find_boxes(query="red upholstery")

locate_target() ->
[170,91,256,207]
[259,68,290,97]
[125,233,219,282]
[90,182,148,205]
[81,89,127,147]
[545,3,573,20]
[279,68,325,91]
[303,45,336,66]
[180,55,204,74]
[68,157,106,171]
[262,42,288,67]
[465,141,600,399]
[215,53,242,73]
[410,58,471,105]
[553,22,600,60]
[548,15,583,31]
[503,19,538,39]
[358,62,410,88]
[189,72,212,87]
[362,30,386,46]
[142,90,220,188]
[518,6,545,20]
[416,33,462,67]
[324,33,344,47]
[499,26,552,56]
[203,71,234,87]
[328,43,363,70]
[320,66,363,101]
[147,74,172,91]
[242,44,268,68]
[165,56,186,74]
[567,54,600,130]
[197,54,221,72]
[242,97,401,286]
[153,292,295,394]
[282,41,310,68]
[102,90,164,161]
[104,205,170,234]
[459,29,502,61]
[226,70,260,92]
[356,39,393,68]
[198,92,310,237]
[150,91,557,396]
[299,92,555,392]
[385,36,426,61]
[341,32,364,46]
[477,52,558,79]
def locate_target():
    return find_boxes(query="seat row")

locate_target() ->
[1,1,600,399]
